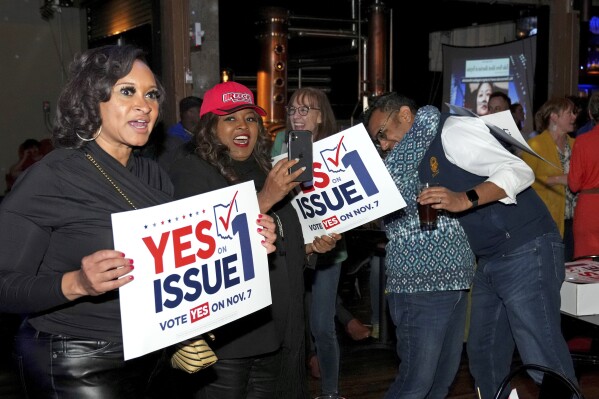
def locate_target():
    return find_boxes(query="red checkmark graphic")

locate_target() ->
[219,191,239,230]
[326,135,345,167]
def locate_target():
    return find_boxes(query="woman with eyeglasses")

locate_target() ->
[271,87,369,398]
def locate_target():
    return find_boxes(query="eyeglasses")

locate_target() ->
[286,105,320,116]
[371,110,397,147]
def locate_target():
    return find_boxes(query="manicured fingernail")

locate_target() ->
[129,259,134,264]
[121,252,126,257]
[258,214,263,219]
[129,275,134,280]
[261,240,266,244]
[130,265,134,270]
[257,228,263,233]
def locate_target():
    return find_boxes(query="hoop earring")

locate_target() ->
[76,126,102,142]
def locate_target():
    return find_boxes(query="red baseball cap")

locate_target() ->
[199,81,267,118]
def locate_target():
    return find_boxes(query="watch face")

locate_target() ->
[467,190,477,201]
[467,189,479,203]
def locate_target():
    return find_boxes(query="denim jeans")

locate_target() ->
[467,233,577,399]
[384,289,468,399]
[369,255,382,328]
[308,261,343,395]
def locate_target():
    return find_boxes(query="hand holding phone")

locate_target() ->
[287,130,313,182]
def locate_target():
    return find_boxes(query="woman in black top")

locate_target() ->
[168,81,341,399]
[0,45,275,398]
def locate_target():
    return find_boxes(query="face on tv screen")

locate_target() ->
[442,36,536,134]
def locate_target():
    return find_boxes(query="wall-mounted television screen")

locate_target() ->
[442,36,536,135]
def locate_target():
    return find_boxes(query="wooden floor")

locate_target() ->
[308,264,599,399]
[310,336,599,398]
[3,263,599,398]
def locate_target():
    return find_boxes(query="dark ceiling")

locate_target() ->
[218,0,544,118]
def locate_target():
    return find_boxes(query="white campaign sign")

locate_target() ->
[447,103,559,169]
[112,181,271,360]
[274,124,406,244]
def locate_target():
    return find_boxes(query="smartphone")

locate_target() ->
[287,130,313,182]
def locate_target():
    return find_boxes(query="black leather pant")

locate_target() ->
[193,350,281,399]
[13,321,163,399]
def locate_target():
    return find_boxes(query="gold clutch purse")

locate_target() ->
[170,333,217,374]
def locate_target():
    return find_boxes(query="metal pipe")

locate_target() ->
[289,27,360,39]
[289,15,361,24]
[367,0,388,97]
[293,55,359,67]
[388,7,393,93]
[255,7,288,128]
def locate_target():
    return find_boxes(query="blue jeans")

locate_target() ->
[308,261,342,395]
[384,290,468,399]
[369,255,382,327]
[467,233,577,399]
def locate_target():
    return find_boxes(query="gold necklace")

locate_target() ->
[85,153,137,210]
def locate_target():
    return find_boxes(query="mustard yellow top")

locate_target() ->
[520,130,575,237]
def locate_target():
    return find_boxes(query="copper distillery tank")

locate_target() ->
[367,1,388,97]
[256,7,288,135]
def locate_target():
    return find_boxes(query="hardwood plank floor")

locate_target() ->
[3,263,599,398]
[308,264,599,399]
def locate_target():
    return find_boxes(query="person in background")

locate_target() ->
[5,138,42,193]
[362,93,476,399]
[510,102,526,132]
[567,95,589,136]
[488,91,520,155]
[0,45,276,399]
[38,137,54,156]
[575,95,596,137]
[569,91,599,258]
[306,293,371,379]
[487,91,511,114]
[365,92,577,399]
[167,95,203,143]
[168,81,340,399]
[271,87,366,397]
[153,95,203,169]
[521,97,577,261]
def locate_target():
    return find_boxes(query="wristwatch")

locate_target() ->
[466,189,479,208]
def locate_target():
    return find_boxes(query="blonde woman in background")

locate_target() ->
[520,97,577,261]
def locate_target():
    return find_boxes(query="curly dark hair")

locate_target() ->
[193,113,272,183]
[53,44,165,149]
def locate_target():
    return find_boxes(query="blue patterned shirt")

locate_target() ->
[383,106,475,293]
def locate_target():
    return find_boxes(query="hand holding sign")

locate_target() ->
[280,123,406,243]
[113,181,272,360]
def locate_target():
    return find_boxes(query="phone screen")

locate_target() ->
[287,130,313,182]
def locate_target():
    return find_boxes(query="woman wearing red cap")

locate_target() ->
[168,81,341,399]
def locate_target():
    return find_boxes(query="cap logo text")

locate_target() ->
[222,92,252,104]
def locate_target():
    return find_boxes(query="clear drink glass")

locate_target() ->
[418,182,438,230]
